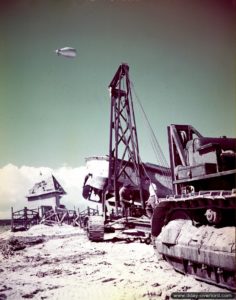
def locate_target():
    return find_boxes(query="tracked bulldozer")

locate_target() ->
[152,124,236,290]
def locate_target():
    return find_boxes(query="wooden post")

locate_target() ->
[40,206,43,220]
[24,207,28,230]
[11,207,14,232]
[38,207,40,224]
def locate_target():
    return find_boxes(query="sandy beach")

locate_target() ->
[0,224,230,300]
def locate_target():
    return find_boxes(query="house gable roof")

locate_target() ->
[27,174,66,199]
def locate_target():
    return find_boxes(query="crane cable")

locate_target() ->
[130,81,172,189]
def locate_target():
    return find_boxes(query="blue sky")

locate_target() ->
[0,0,235,169]
[0,0,236,219]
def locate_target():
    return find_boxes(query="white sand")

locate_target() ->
[0,224,230,300]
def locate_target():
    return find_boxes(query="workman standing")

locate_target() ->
[146,182,158,218]
[119,180,134,218]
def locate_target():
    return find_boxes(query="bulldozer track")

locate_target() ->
[153,191,236,291]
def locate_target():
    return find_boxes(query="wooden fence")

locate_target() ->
[11,207,40,232]
[11,206,100,231]
[40,207,78,226]
[78,207,99,228]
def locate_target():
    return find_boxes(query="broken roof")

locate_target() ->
[27,175,66,198]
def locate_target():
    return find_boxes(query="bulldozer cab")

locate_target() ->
[168,124,236,194]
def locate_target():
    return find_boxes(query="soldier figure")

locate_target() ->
[119,181,134,218]
[146,182,158,218]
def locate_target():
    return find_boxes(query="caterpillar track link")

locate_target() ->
[152,190,236,290]
[86,215,105,241]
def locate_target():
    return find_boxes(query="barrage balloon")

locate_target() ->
[54,47,77,58]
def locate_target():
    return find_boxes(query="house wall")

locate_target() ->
[27,194,60,210]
